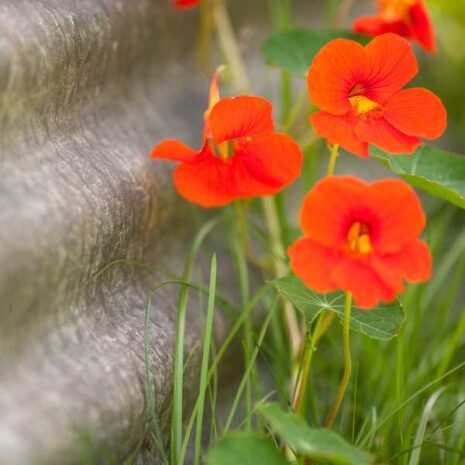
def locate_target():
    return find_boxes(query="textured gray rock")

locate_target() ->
[0,1,211,463]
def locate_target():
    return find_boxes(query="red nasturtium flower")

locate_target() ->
[288,176,432,308]
[307,33,446,158]
[173,0,200,9]
[151,71,303,207]
[353,0,436,52]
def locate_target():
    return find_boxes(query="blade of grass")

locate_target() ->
[223,297,279,432]
[193,254,217,465]
[171,217,221,464]
[178,284,271,464]
[408,387,446,465]
[359,360,465,449]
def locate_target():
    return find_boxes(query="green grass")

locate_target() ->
[139,194,465,465]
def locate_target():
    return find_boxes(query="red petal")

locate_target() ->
[209,96,274,144]
[355,117,421,154]
[173,0,199,8]
[384,88,446,140]
[232,134,303,197]
[150,139,198,162]
[353,15,388,36]
[410,1,436,52]
[363,33,418,104]
[373,240,432,284]
[204,66,225,139]
[353,15,411,37]
[173,148,236,207]
[331,258,399,309]
[310,112,369,158]
[307,38,365,115]
[288,238,340,294]
[367,179,426,253]
[299,176,369,249]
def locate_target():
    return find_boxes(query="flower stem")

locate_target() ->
[324,292,353,428]
[292,311,336,414]
[262,196,301,362]
[326,143,339,177]
[211,0,250,93]
[212,0,301,395]
[233,202,254,430]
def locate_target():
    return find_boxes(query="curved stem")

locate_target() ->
[262,196,301,362]
[326,143,339,177]
[292,311,336,414]
[324,292,353,428]
[211,0,250,93]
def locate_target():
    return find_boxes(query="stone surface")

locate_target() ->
[0,1,209,463]
[0,0,334,463]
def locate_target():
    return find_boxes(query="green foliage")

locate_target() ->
[206,433,288,465]
[272,276,405,340]
[257,403,374,465]
[372,146,465,210]
[262,29,367,76]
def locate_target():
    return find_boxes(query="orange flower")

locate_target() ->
[151,73,303,208]
[173,0,199,8]
[288,176,432,309]
[353,0,436,52]
[307,33,446,158]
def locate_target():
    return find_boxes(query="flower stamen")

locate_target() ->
[349,95,380,115]
[347,222,372,255]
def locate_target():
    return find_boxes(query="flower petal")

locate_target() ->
[233,134,303,196]
[288,238,340,294]
[410,1,436,52]
[363,33,418,104]
[384,88,446,140]
[173,0,199,8]
[310,112,369,158]
[373,240,432,285]
[353,15,411,37]
[368,179,426,253]
[299,176,369,249]
[307,38,366,115]
[355,117,421,154]
[150,139,198,162]
[173,148,236,207]
[331,258,399,309]
[209,96,274,144]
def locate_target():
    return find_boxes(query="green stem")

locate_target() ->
[268,0,292,31]
[211,0,250,93]
[326,143,339,177]
[232,202,254,431]
[324,292,353,428]
[334,0,354,28]
[262,196,301,362]
[283,86,309,133]
[292,311,336,414]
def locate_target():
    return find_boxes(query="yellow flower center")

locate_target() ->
[347,222,372,255]
[349,95,381,116]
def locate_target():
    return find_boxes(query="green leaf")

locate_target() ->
[372,145,465,210]
[262,29,367,76]
[257,403,374,465]
[272,276,405,340]
[206,433,288,465]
